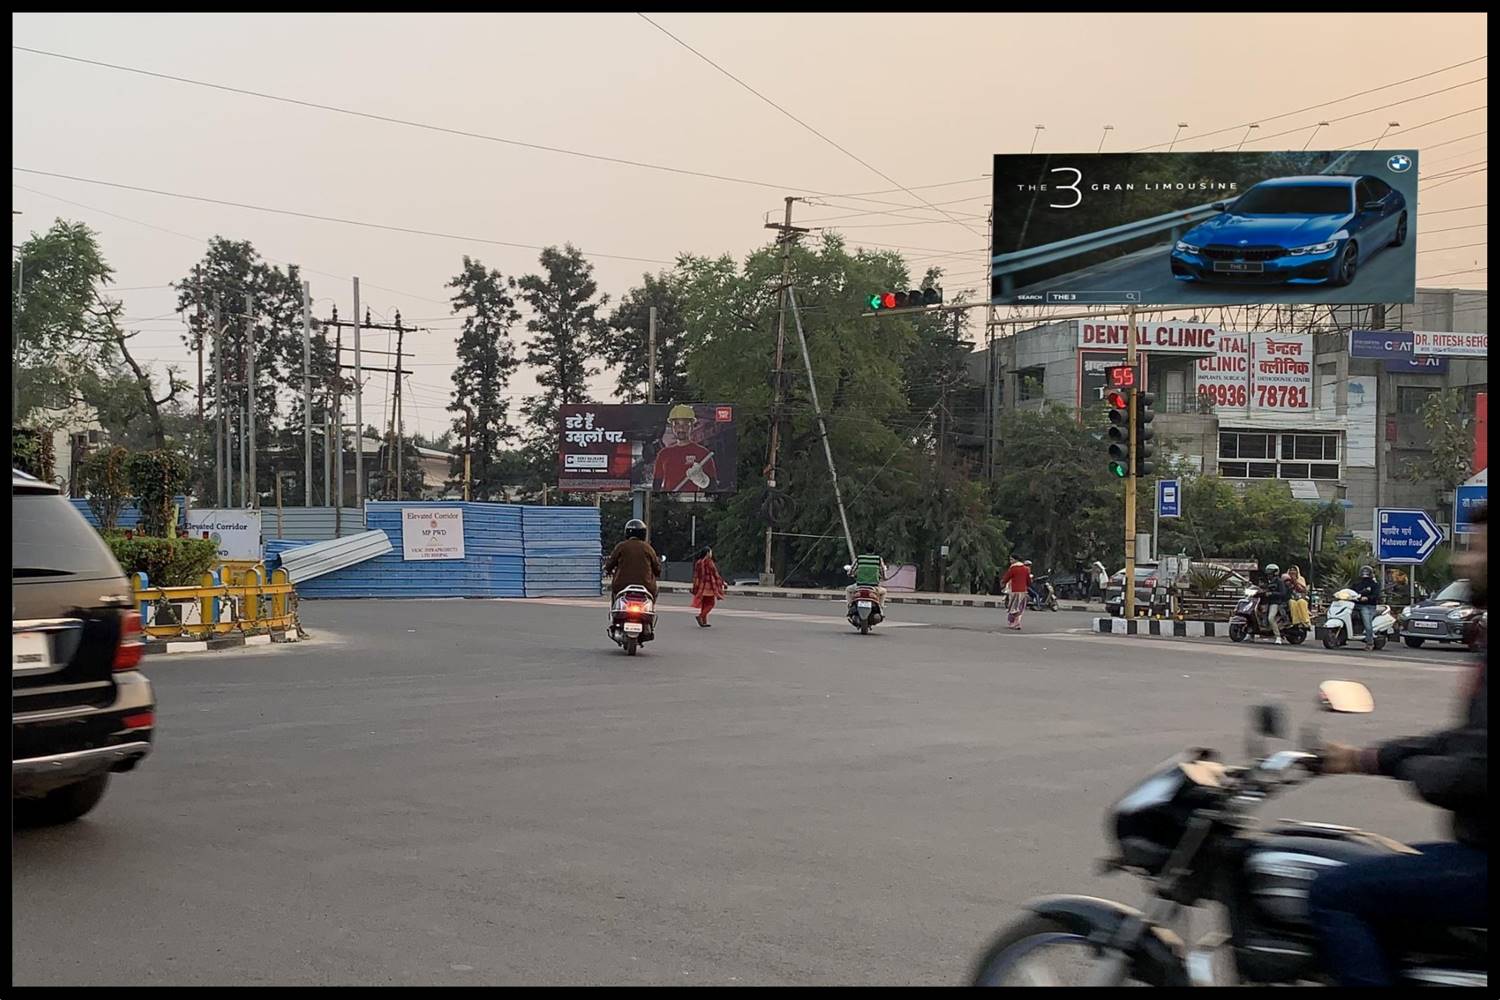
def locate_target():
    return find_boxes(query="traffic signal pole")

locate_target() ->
[1123,305,1138,619]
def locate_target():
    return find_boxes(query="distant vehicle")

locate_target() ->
[729,575,761,588]
[13,471,154,824]
[1106,562,1249,617]
[1397,579,1483,650]
[1170,175,1407,288]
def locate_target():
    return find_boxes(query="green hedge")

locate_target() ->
[107,535,219,588]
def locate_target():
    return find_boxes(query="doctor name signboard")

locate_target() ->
[401,508,465,560]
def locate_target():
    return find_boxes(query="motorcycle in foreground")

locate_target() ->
[1322,587,1397,650]
[1228,585,1307,644]
[607,585,658,655]
[969,680,1487,987]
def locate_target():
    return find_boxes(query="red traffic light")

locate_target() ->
[881,292,897,309]
[1105,389,1128,409]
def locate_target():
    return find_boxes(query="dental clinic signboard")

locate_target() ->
[401,507,465,560]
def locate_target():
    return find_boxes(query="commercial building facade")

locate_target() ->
[964,288,1487,546]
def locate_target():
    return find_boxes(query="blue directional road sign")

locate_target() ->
[1157,479,1180,519]
[1374,508,1443,564]
[1455,484,1487,535]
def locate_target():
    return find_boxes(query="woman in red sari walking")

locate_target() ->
[691,546,727,627]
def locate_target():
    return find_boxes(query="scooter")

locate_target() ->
[847,585,885,634]
[1321,587,1397,650]
[1028,577,1059,612]
[1228,586,1308,644]
[608,585,658,656]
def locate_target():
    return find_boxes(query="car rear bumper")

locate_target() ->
[12,669,154,796]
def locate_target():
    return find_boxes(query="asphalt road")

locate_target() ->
[12,595,1470,986]
[1009,148,1417,306]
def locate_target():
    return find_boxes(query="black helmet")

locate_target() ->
[625,518,647,541]
[1359,564,1374,578]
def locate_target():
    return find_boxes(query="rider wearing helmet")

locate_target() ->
[1310,504,1487,986]
[652,403,718,494]
[604,518,661,599]
[1349,564,1382,650]
[1262,562,1289,644]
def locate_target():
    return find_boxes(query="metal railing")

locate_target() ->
[992,151,1360,296]
[132,565,300,640]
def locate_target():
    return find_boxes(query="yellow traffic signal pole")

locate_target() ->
[1123,304,1138,619]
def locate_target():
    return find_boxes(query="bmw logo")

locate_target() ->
[1387,154,1412,173]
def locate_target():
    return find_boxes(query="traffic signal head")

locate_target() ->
[1135,391,1156,476]
[868,286,943,311]
[1106,390,1130,477]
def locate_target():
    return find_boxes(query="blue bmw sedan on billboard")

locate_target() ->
[990,150,1418,306]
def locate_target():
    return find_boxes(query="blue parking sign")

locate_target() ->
[1157,479,1180,519]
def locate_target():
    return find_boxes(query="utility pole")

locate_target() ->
[352,278,363,511]
[301,280,313,506]
[393,310,404,501]
[787,288,856,568]
[643,304,657,540]
[332,304,344,530]
[212,297,224,506]
[1123,304,1139,619]
[761,196,809,584]
[194,267,204,425]
[244,293,257,509]
[463,405,473,502]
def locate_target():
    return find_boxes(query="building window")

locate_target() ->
[1017,366,1047,401]
[1397,385,1440,415]
[1220,430,1341,481]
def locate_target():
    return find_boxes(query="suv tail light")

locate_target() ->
[113,610,144,671]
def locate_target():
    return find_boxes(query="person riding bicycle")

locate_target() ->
[1308,504,1488,987]
[603,518,661,600]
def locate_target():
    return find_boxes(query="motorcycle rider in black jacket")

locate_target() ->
[1309,504,1488,986]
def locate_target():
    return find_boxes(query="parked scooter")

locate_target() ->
[1228,586,1308,644]
[1028,577,1059,612]
[608,585,658,655]
[1321,587,1397,650]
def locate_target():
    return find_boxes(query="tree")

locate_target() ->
[14,219,188,450]
[1403,388,1474,495]
[446,256,523,500]
[1157,475,1314,570]
[517,244,608,493]
[991,401,1126,575]
[602,270,692,403]
[679,234,927,580]
[174,238,336,504]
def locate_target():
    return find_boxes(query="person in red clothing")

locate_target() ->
[999,556,1031,630]
[691,545,727,627]
[653,404,719,493]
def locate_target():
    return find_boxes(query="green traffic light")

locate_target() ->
[1109,462,1127,478]
[868,294,883,310]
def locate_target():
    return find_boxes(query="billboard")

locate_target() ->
[992,150,1417,306]
[558,403,738,495]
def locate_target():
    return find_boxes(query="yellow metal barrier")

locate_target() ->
[133,564,300,640]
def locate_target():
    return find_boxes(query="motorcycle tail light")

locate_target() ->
[624,601,649,616]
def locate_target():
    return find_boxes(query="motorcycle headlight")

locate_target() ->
[1175,240,1201,254]
[1288,239,1340,256]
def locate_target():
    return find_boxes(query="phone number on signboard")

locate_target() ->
[1197,385,1310,408]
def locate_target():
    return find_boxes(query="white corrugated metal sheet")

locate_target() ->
[273,530,392,583]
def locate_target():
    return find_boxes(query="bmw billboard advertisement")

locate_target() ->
[991,150,1417,306]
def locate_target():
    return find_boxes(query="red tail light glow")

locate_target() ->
[121,711,155,730]
[113,610,144,672]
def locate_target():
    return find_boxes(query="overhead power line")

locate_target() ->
[1134,53,1487,149]
[10,44,955,213]
[12,167,675,264]
[634,14,986,239]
